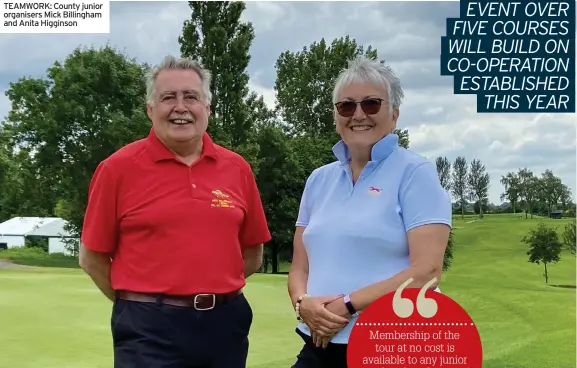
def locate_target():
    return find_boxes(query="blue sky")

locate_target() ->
[0,1,575,204]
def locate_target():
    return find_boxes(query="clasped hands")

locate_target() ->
[298,294,352,349]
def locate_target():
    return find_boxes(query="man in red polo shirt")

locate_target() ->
[79,55,271,368]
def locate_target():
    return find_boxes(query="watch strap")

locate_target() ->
[344,294,358,316]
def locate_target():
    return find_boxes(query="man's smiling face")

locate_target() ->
[147,68,211,146]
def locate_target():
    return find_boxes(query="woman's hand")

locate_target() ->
[309,296,354,348]
[299,295,349,339]
[325,297,352,319]
[312,330,338,349]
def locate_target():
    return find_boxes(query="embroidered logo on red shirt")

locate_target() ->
[211,189,235,208]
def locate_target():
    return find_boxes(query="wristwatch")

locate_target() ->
[344,294,359,317]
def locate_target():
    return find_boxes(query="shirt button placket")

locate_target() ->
[189,168,196,198]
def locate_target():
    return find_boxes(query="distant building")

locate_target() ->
[551,210,563,219]
[0,217,77,255]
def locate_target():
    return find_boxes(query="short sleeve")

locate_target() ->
[239,165,271,248]
[295,170,318,227]
[81,161,119,253]
[399,162,453,232]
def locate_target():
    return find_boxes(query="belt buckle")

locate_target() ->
[194,294,216,311]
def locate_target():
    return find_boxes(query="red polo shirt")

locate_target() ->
[81,129,271,295]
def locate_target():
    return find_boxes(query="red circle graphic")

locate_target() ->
[347,280,482,368]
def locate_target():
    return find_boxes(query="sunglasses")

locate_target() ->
[335,98,385,117]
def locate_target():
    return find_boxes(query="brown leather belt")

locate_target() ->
[116,289,242,310]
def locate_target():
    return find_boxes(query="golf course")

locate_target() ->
[0,214,575,368]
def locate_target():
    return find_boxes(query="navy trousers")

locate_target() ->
[111,293,253,368]
[291,328,348,368]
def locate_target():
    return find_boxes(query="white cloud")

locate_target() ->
[241,1,295,33]
[423,106,445,116]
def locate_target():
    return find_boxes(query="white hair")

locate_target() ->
[332,57,404,113]
[146,55,212,105]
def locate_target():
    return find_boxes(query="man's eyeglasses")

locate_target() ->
[334,98,385,117]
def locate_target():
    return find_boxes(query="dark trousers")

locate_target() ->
[291,328,348,368]
[111,292,253,368]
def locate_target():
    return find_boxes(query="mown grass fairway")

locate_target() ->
[0,214,575,368]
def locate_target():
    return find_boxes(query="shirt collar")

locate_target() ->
[332,133,399,164]
[146,128,219,162]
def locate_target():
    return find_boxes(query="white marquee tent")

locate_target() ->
[0,217,78,255]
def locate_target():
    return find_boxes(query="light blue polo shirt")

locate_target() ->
[295,133,452,344]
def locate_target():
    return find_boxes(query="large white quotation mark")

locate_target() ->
[392,277,439,319]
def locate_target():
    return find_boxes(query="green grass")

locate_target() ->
[446,214,576,368]
[0,214,575,368]
[0,247,79,268]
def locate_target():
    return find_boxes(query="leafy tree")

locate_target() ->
[558,186,573,211]
[451,156,467,219]
[253,125,304,273]
[517,168,538,219]
[179,1,254,147]
[467,159,490,219]
[3,45,150,248]
[1,85,63,221]
[473,200,489,215]
[566,202,577,218]
[500,172,520,213]
[540,170,571,217]
[396,129,410,149]
[432,156,455,272]
[533,176,549,217]
[443,229,455,272]
[562,219,576,255]
[522,222,563,284]
[0,130,21,221]
[435,156,451,191]
[245,92,276,130]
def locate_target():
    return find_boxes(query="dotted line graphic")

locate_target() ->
[356,322,475,326]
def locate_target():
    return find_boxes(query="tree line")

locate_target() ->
[435,156,574,219]
[0,2,574,273]
[434,154,575,285]
[500,168,573,218]
[435,156,491,218]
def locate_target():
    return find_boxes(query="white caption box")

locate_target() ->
[1,0,109,34]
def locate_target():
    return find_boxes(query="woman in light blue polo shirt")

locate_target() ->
[287,57,452,368]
